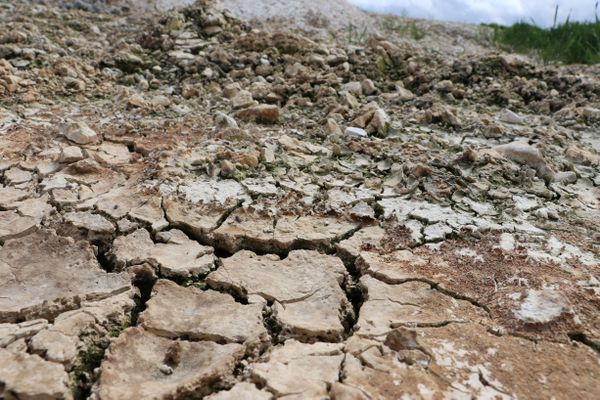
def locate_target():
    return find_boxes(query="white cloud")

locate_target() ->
[348,0,598,26]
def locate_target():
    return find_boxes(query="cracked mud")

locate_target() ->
[0,0,599,399]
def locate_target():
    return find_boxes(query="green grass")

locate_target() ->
[380,17,426,41]
[347,23,369,45]
[491,5,600,64]
[71,343,106,400]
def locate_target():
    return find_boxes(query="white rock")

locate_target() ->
[342,81,363,95]
[150,95,171,107]
[0,348,72,399]
[62,121,98,145]
[59,146,85,163]
[215,111,239,129]
[345,127,368,138]
[515,289,566,323]
[498,109,525,125]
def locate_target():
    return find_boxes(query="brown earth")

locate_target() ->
[0,0,599,399]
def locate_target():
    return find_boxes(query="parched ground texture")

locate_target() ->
[0,0,599,399]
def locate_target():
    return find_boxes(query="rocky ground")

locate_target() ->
[1,0,600,399]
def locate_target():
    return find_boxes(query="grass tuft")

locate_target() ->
[380,17,426,41]
[490,4,600,64]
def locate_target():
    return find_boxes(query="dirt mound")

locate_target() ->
[218,0,374,33]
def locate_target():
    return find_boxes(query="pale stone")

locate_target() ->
[64,211,115,234]
[0,348,72,399]
[361,79,377,95]
[356,250,429,283]
[0,230,131,323]
[127,196,169,232]
[164,198,225,239]
[0,210,36,244]
[368,108,389,134]
[494,141,557,182]
[207,250,351,341]
[206,382,272,400]
[29,329,78,367]
[356,275,488,337]
[59,146,84,163]
[260,147,275,163]
[151,94,171,107]
[342,81,363,95]
[94,188,146,219]
[110,229,215,278]
[108,228,154,269]
[4,167,32,184]
[95,328,244,399]
[215,111,239,129]
[325,118,342,135]
[329,382,370,400]
[345,127,368,137]
[0,186,29,208]
[177,178,249,206]
[0,319,48,347]
[16,195,54,221]
[150,230,215,278]
[213,211,358,254]
[140,280,269,353]
[62,121,98,144]
[91,142,131,165]
[498,108,524,125]
[231,89,254,109]
[250,340,344,398]
[336,225,385,260]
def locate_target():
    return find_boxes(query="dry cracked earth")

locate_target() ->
[1,0,600,399]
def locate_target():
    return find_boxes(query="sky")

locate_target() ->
[348,0,598,27]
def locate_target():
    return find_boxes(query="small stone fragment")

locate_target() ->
[64,211,115,234]
[205,382,272,400]
[232,89,254,109]
[235,104,280,124]
[0,319,48,348]
[325,118,342,135]
[336,225,385,260]
[260,147,275,164]
[342,81,363,95]
[207,250,351,341]
[498,108,524,125]
[361,79,377,95]
[220,159,236,177]
[139,280,269,353]
[29,329,78,367]
[0,186,29,208]
[215,111,239,129]
[345,127,368,137]
[4,167,32,185]
[0,230,131,323]
[62,121,98,145]
[0,210,36,244]
[356,275,488,336]
[0,348,72,400]
[250,340,344,398]
[110,229,215,279]
[59,146,85,163]
[213,212,358,254]
[95,328,244,400]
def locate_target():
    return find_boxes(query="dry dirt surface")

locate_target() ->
[1,0,600,399]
